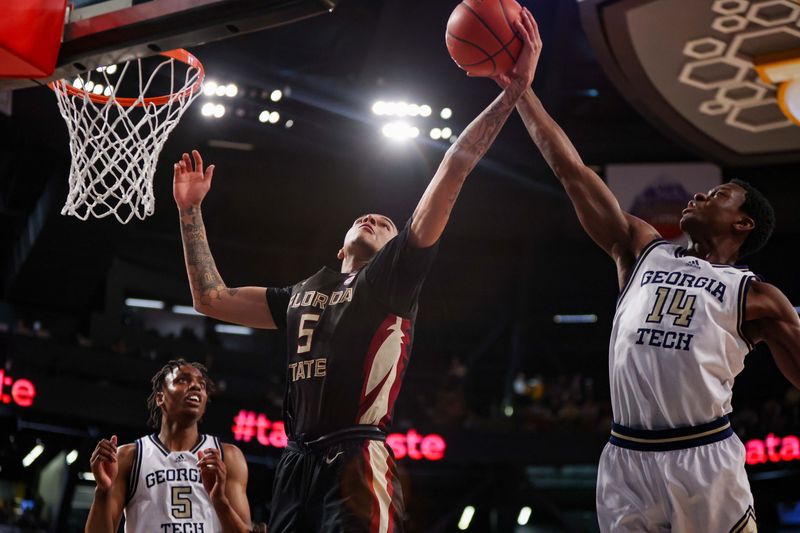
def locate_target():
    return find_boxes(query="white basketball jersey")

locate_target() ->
[610,239,756,429]
[124,434,223,533]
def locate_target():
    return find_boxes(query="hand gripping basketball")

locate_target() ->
[89,435,118,492]
[173,150,216,210]
[491,9,542,89]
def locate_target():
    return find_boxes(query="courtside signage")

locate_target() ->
[0,369,35,407]
[746,434,800,465]
[231,410,446,461]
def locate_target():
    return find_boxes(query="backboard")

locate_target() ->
[0,0,339,90]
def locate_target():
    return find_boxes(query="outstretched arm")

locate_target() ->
[512,87,659,265]
[174,151,278,329]
[409,8,541,249]
[745,281,800,389]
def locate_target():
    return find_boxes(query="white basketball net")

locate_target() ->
[51,52,203,223]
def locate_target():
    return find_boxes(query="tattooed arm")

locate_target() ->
[408,8,542,249]
[174,151,278,329]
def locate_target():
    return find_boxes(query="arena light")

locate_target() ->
[78,472,95,481]
[441,127,452,139]
[92,84,104,95]
[285,119,294,129]
[457,506,475,530]
[517,506,532,526]
[66,450,79,465]
[213,104,226,118]
[105,64,117,75]
[420,104,432,117]
[441,107,453,119]
[372,101,386,115]
[84,80,95,92]
[430,128,442,140]
[72,78,83,89]
[553,314,598,324]
[268,111,280,124]
[203,80,218,96]
[172,305,202,316]
[382,122,419,141]
[225,84,238,97]
[258,110,270,123]
[22,444,44,467]
[270,89,283,102]
[201,102,216,117]
[215,84,227,97]
[103,85,113,97]
[125,298,165,310]
[215,324,253,336]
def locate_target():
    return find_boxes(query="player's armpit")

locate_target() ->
[744,281,800,389]
[194,286,277,330]
[85,443,135,533]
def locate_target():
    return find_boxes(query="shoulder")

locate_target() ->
[746,280,795,321]
[221,443,246,465]
[116,442,138,480]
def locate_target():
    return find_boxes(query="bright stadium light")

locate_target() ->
[84,80,95,92]
[285,119,294,128]
[268,111,280,124]
[78,472,95,481]
[225,84,238,97]
[270,89,283,102]
[407,104,420,116]
[430,128,442,140]
[215,84,227,97]
[106,64,117,75]
[372,101,386,115]
[395,101,409,116]
[458,506,475,530]
[213,104,226,118]
[125,298,165,309]
[258,110,270,123]
[72,78,83,89]
[66,450,79,465]
[517,506,532,526]
[202,103,216,117]
[215,324,253,336]
[22,444,44,467]
[103,85,113,97]
[420,104,432,117]
[92,84,104,95]
[441,127,452,139]
[171,305,202,316]
[203,80,218,96]
[440,107,453,119]
[382,122,419,141]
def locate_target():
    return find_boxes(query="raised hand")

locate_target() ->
[89,435,118,492]
[173,150,215,210]
[492,8,543,90]
[197,448,228,504]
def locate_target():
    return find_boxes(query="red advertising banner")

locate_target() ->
[231,410,445,461]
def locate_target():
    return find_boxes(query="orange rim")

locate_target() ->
[48,49,205,107]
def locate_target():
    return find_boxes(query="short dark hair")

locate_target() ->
[146,359,216,429]
[730,179,775,258]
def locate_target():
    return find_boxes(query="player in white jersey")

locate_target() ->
[495,16,800,530]
[85,359,257,533]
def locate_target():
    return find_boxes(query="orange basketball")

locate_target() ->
[446,0,524,77]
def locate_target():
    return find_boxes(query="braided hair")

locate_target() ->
[146,359,216,429]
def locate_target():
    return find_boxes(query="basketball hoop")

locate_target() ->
[49,49,204,223]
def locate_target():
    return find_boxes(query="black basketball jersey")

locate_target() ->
[267,220,437,440]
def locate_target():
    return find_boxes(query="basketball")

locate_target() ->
[446,0,524,77]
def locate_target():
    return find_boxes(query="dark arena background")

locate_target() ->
[1,0,800,531]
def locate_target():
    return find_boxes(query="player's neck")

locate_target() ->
[157,421,201,452]
[340,255,368,273]
[684,234,740,265]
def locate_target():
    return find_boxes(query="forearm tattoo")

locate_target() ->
[179,206,235,306]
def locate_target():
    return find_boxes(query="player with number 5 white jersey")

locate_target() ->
[85,360,259,533]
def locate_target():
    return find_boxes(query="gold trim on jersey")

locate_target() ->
[610,421,731,444]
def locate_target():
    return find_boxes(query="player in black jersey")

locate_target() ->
[174,11,542,532]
